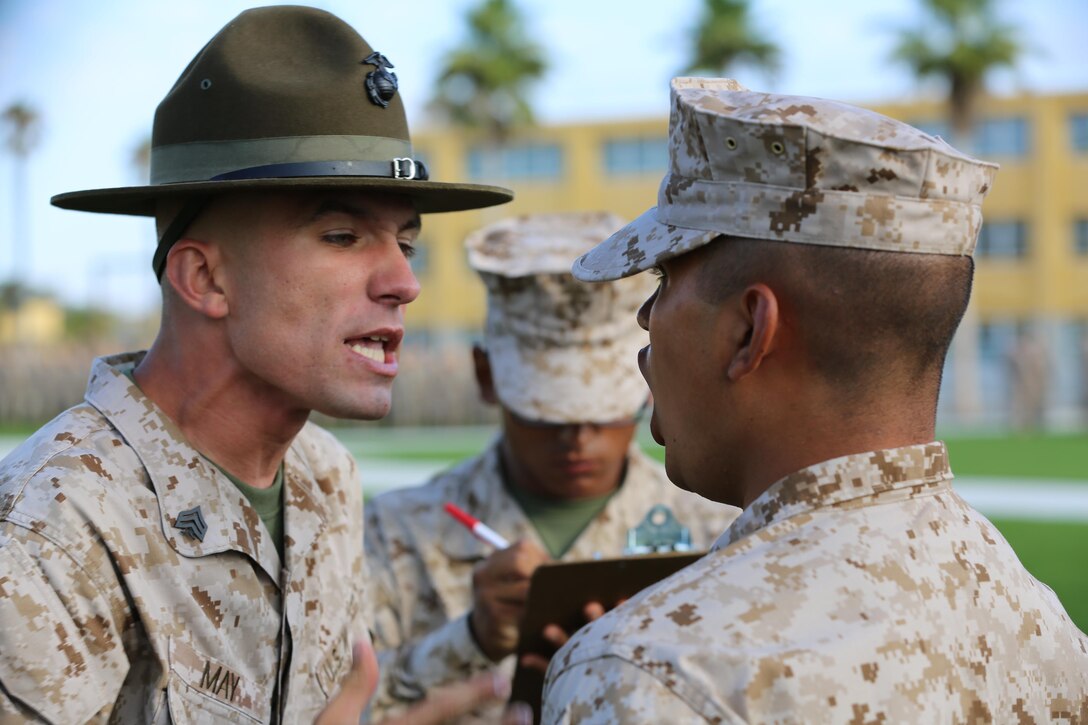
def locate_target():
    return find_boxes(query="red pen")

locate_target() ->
[444,502,511,549]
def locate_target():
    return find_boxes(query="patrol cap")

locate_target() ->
[573,77,999,282]
[466,212,655,424]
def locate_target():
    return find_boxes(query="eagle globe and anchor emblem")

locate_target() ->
[362,51,398,108]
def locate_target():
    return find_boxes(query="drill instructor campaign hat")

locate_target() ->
[572,77,998,282]
[50,5,514,276]
[465,212,656,424]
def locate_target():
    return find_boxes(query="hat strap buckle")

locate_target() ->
[393,157,419,180]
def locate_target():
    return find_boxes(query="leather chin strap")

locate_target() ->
[153,196,210,281]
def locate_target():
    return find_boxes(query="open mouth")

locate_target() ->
[346,335,389,363]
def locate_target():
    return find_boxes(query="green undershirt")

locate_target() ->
[214,465,285,561]
[506,484,615,559]
[121,366,285,559]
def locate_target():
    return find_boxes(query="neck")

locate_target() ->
[730,385,938,508]
[134,333,308,489]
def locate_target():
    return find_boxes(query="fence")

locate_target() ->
[0,338,498,428]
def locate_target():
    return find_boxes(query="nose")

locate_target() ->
[372,243,421,306]
[558,423,594,447]
[636,288,657,331]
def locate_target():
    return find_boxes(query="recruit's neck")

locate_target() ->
[728,388,939,508]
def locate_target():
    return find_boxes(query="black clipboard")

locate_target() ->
[509,551,705,720]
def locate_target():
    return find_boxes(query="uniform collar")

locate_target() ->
[715,442,953,551]
[84,351,283,583]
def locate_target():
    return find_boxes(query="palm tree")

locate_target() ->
[681,0,780,79]
[891,0,1020,137]
[430,0,546,141]
[891,0,1022,427]
[3,102,42,283]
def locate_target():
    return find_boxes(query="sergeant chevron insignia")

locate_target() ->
[174,506,208,542]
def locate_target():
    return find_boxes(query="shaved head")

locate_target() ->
[694,235,973,404]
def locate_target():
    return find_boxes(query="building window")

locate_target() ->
[973,117,1029,157]
[603,137,669,175]
[1075,219,1088,256]
[466,143,562,181]
[1071,114,1088,153]
[977,221,1027,258]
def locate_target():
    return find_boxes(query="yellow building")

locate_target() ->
[411,90,1088,425]
[0,294,65,345]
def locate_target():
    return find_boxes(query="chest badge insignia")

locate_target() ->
[174,506,208,542]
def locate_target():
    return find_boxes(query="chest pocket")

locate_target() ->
[161,637,271,724]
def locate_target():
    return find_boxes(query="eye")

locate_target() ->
[399,241,417,259]
[322,232,358,247]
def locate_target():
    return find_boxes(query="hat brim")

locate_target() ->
[571,206,719,282]
[51,177,513,216]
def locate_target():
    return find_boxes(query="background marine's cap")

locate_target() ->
[573,77,999,282]
[50,6,513,217]
[466,212,654,424]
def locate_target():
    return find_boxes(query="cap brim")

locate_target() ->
[51,177,513,216]
[571,206,719,282]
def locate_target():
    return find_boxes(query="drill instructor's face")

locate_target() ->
[214,191,421,420]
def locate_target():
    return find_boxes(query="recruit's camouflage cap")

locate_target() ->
[466,212,655,423]
[572,78,999,282]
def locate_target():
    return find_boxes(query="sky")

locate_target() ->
[1,0,1087,316]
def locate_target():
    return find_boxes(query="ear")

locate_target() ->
[471,345,500,406]
[726,283,780,381]
[163,239,230,319]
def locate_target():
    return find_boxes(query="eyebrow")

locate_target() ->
[308,199,422,234]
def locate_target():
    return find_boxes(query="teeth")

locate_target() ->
[366,335,388,342]
[349,343,385,362]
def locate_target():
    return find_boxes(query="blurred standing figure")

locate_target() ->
[1006,328,1049,430]
[364,212,740,723]
[543,78,1088,723]
[0,7,517,723]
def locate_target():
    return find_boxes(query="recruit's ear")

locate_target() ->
[472,345,500,406]
[162,239,230,319]
[726,283,780,381]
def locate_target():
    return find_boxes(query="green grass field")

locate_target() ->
[3,423,1085,632]
[335,426,1088,633]
[988,518,1087,632]
[942,433,1088,480]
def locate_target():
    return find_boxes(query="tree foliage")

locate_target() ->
[891,0,1021,133]
[430,0,546,140]
[2,102,41,157]
[682,0,779,79]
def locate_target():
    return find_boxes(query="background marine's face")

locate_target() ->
[499,408,639,501]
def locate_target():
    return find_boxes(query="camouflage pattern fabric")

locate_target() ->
[572,78,999,283]
[542,443,1088,723]
[466,212,655,424]
[0,352,366,723]
[363,438,740,724]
